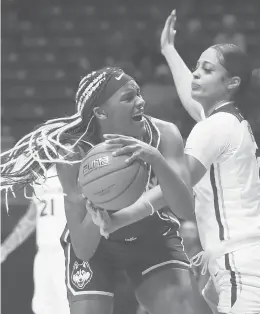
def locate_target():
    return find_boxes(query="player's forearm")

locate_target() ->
[64,198,101,261]
[162,46,203,122]
[151,155,194,220]
[111,156,193,229]
[111,185,166,229]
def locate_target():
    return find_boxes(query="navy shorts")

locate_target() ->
[61,213,190,303]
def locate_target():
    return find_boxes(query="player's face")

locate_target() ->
[103,80,146,137]
[191,48,231,106]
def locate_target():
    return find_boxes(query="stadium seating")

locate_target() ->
[2,0,260,139]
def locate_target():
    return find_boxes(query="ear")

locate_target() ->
[93,107,107,120]
[228,76,241,91]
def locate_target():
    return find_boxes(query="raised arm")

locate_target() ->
[1,201,36,263]
[57,143,101,261]
[161,11,204,122]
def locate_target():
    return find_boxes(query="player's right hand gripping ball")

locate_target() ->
[78,142,148,211]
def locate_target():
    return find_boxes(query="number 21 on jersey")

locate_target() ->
[39,199,54,217]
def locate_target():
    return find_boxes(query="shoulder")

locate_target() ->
[151,117,182,140]
[58,133,93,160]
[209,111,241,124]
[186,112,241,152]
[209,112,241,134]
[60,133,93,150]
[194,112,240,134]
[151,117,184,156]
[56,135,93,188]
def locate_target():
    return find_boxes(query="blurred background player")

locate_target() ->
[1,167,70,314]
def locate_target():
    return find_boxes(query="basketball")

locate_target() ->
[78,142,149,211]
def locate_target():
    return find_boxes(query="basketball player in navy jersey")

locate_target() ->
[1,67,195,314]
[95,11,260,314]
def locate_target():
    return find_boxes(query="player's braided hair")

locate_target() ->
[0,67,121,201]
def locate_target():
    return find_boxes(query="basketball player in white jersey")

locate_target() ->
[1,167,70,314]
[159,10,260,314]
[87,10,260,314]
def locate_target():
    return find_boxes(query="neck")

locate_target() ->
[205,99,234,117]
[98,124,147,142]
[98,122,116,142]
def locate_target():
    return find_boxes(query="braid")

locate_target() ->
[0,66,122,205]
[80,70,116,141]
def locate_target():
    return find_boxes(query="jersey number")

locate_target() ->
[40,199,54,217]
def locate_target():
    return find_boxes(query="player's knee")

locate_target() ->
[140,284,185,314]
[159,284,184,304]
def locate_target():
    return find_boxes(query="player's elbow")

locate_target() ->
[167,186,194,221]
[70,228,101,262]
[75,250,93,262]
[180,191,194,221]
[72,241,96,262]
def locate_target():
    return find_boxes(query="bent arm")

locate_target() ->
[162,46,204,122]
[110,122,194,229]
[150,123,194,219]
[62,195,101,261]
[57,145,101,261]
[1,201,36,262]
[110,186,166,230]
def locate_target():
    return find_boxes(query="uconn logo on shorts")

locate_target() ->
[71,261,93,289]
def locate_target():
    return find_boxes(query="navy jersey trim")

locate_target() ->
[210,165,225,241]
[224,254,238,307]
[210,103,244,122]
[210,103,243,241]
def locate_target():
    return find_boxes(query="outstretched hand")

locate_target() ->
[161,9,177,52]
[104,134,161,166]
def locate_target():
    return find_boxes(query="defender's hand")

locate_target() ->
[161,10,177,53]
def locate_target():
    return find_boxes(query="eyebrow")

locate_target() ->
[120,87,140,100]
[120,90,135,100]
[197,60,215,67]
[121,89,135,96]
[123,86,140,93]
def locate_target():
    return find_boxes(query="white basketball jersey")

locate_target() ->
[33,167,66,249]
[185,104,260,252]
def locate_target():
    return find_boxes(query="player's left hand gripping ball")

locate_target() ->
[104,134,161,166]
[86,200,110,238]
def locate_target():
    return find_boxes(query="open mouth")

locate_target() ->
[132,113,144,122]
[191,83,200,90]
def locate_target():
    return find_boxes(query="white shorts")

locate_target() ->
[202,244,260,314]
[32,249,70,314]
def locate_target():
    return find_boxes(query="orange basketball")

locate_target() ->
[78,142,149,211]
